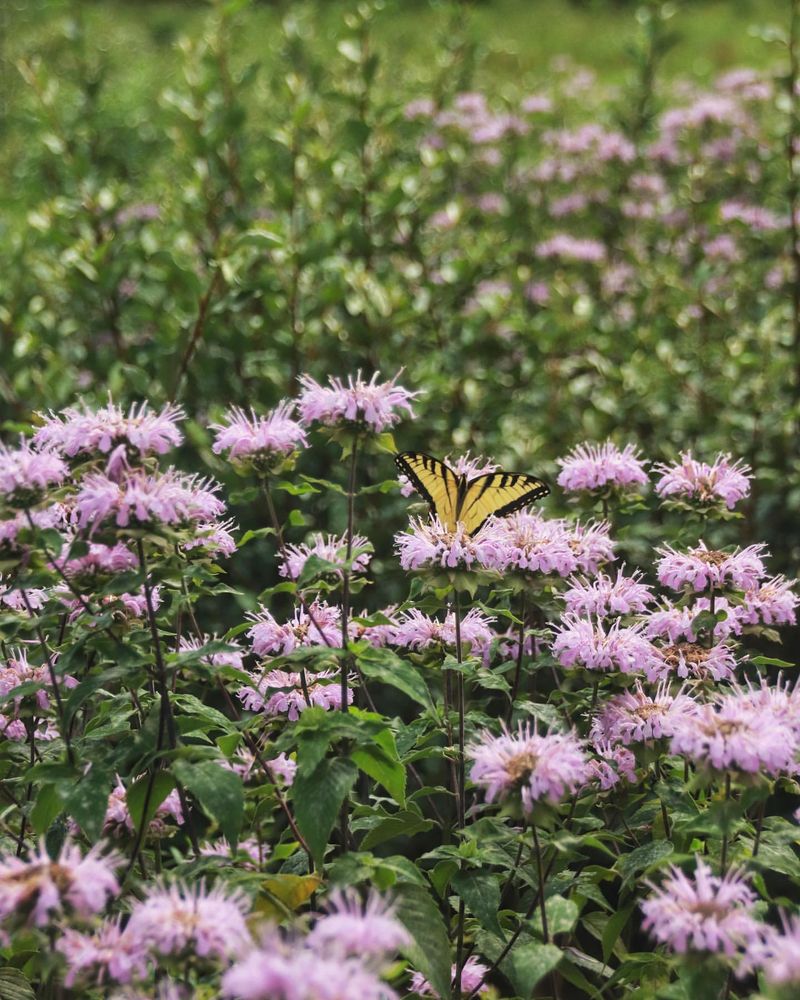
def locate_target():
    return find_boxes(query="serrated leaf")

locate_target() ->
[355,646,434,711]
[395,883,451,1000]
[351,743,406,806]
[477,930,562,998]
[65,765,113,840]
[127,771,178,835]
[616,840,674,885]
[294,757,357,866]
[172,760,243,848]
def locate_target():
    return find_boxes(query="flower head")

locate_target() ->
[591,680,699,745]
[308,889,410,964]
[486,512,578,577]
[0,440,67,505]
[210,403,307,470]
[563,567,653,617]
[390,607,495,661]
[102,776,184,837]
[395,516,505,572]
[656,542,767,593]
[585,739,638,790]
[0,839,120,935]
[642,858,760,964]
[74,469,225,531]
[246,600,340,656]
[125,881,252,962]
[670,691,797,775]
[411,955,491,997]
[749,914,800,988]
[57,917,149,987]
[238,668,351,719]
[654,452,752,510]
[740,575,799,627]
[556,441,648,494]
[469,721,589,812]
[552,616,662,679]
[567,520,616,574]
[34,400,183,467]
[297,372,418,433]
[654,640,738,682]
[279,532,373,581]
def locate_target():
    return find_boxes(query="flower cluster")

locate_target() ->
[654,452,752,510]
[297,372,418,433]
[210,403,307,470]
[556,441,648,495]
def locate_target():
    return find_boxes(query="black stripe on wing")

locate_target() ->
[467,473,550,535]
[395,451,458,519]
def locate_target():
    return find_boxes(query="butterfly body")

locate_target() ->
[395,451,549,535]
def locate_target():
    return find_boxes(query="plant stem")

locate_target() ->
[752,797,766,857]
[340,440,359,713]
[707,584,716,649]
[453,589,467,997]
[720,771,731,873]
[508,591,527,721]
[532,821,549,943]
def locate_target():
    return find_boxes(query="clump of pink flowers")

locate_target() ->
[390,607,495,661]
[642,859,761,967]
[297,371,418,433]
[486,511,579,577]
[591,681,698,745]
[469,721,589,812]
[654,452,752,510]
[556,441,648,495]
[246,600,341,655]
[238,667,351,719]
[210,403,307,470]
[411,955,491,997]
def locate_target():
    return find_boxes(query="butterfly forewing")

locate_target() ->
[395,452,461,531]
[396,451,549,535]
[458,471,550,535]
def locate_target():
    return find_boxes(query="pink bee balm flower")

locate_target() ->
[591,680,699,745]
[411,955,492,997]
[395,516,506,572]
[643,597,744,643]
[57,917,150,987]
[297,371,418,433]
[210,403,307,467]
[585,739,637,790]
[308,889,410,963]
[735,675,800,738]
[62,542,137,580]
[563,567,653,617]
[642,859,761,965]
[0,647,78,713]
[74,469,225,530]
[182,519,237,558]
[222,933,398,1000]
[246,600,340,656]
[654,640,738,682]
[0,579,47,612]
[469,721,589,812]
[0,440,67,504]
[178,634,244,671]
[199,836,269,869]
[740,574,799,626]
[390,607,495,661]
[552,616,662,680]
[656,542,767,593]
[349,607,399,647]
[0,839,120,935]
[279,532,373,581]
[34,399,183,463]
[238,668,352,719]
[670,692,797,776]
[556,441,648,494]
[125,881,252,962]
[486,512,578,577]
[654,452,752,510]
[750,914,800,987]
[567,520,616,574]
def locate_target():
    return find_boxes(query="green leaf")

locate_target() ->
[65,765,113,840]
[0,968,36,1000]
[127,771,178,835]
[172,760,244,849]
[451,869,502,935]
[355,645,434,711]
[293,757,358,866]
[750,655,795,668]
[478,931,562,998]
[602,902,635,962]
[360,809,434,850]
[394,883,452,1000]
[351,743,406,806]
[543,895,579,936]
[30,785,63,835]
[616,840,674,886]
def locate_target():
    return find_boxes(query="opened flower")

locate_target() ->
[654,452,752,510]
[297,371,418,433]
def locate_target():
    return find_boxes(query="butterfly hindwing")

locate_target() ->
[396,451,550,535]
[395,452,461,531]
[458,471,550,535]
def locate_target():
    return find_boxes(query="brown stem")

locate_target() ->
[508,591,527,720]
[752,797,766,857]
[720,772,732,873]
[340,441,359,713]
[453,589,467,997]
[171,269,222,401]
[532,821,549,943]
[787,0,800,402]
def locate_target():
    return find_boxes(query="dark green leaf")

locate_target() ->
[451,869,502,935]
[172,760,244,849]
[293,757,358,866]
[394,883,451,1000]
[65,765,114,840]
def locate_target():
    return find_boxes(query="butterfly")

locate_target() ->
[395,451,549,536]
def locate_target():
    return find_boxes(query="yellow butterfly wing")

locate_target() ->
[458,470,550,535]
[395,452,461,531]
